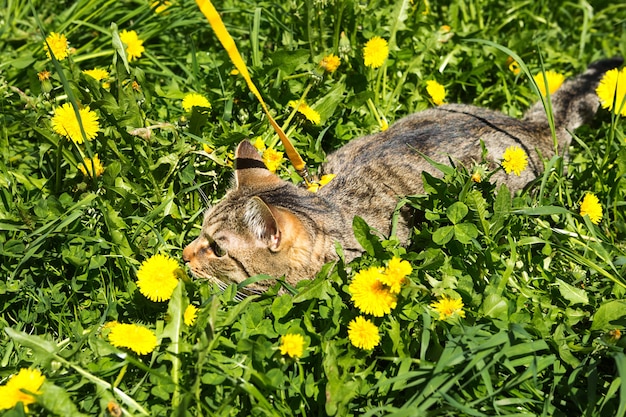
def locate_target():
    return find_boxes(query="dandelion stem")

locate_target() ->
[54,136,63,194]
[366,98,386,131]
[282,73,314,81]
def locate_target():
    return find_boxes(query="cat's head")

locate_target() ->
[182,140,328,293]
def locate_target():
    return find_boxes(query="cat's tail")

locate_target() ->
[523,57,623,142]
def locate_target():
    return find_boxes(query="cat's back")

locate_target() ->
[321,103,539,194]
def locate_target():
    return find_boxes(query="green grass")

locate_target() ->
[1,0,626,415]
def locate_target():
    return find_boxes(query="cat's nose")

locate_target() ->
[182,240,196,262]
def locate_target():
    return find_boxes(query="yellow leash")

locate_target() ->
[195,0,312,185]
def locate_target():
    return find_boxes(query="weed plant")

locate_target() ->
[1,0,626,415]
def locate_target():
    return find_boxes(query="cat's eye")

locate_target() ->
[210,240,227,257]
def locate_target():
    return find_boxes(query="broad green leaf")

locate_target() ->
[465,189,490,235]
[591,300,626,330]
[314,82,346,122]
[269,49,310,74]
[5,328,59,358]
[555,278,589,305]
[39,382,89,417]
[491,184,511,233]
[454,223,478,244]
[432,225,455,245]
[481,294,509,319]
[352,216,383,256]
[271,294,293,320]
[446,201,469,224]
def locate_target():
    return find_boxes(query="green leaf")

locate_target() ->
[352,216,383,256]
[314,82,346,123]
[189,106,210,136]
[432,225,455,245]
[454,223,478,244]
[416,151,456,176]
[110,22,130,74]
[555,278,589,306]
[591,300,626,330]
[39,382,89,417]
[269,49,310,74]
[4,328,59,359]
[465,189,490,235]
[513,206,570,216]
[481,294,509,319]
[446,201,469,224]
[271,294,293,320]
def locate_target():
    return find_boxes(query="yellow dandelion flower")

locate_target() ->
[596,67,626,117]
[307,183,320,193]
[471,165,487,183]
[349,266,397,317]
[318,174,336,187]
[44,32,69,60]
[108,323,157,355]
[51,103,100,144]
[319,173,335,187]
[252,137,266,152]
[501,146,528,176]
[363,36,389,69]
[609,329,622,342]
[182,93,211,112]
[533,70,565,96]
[0,368,45,412]
[151,0,172,13]
[102,320,119,330]
[119,30,145,61]
[37,70,51,81]
[380,257,412,294]
[426,80,446,106]
[307,174,336,193]
[202,144,214,154]
[437,25,454,43]
[279,333,305,358]
[431,295,466,320]
[83,68,109,82]
[506,56,520,75]
[136,254,180,302]
[184,305,198,326]
[78,154,105,178]
[262,148,284,173]
[320,54,341,73]
[348,316,380,350]
[288,100,321,125]
[579,193,602,224]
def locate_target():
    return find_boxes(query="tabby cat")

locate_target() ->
[183,58,622,293]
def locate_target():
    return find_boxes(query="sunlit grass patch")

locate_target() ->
[0,0,625,415]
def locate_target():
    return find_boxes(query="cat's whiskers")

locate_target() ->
[192,179,211,207]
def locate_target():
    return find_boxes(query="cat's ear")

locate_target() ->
[235,141,281,188]
[244,196,281,251]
